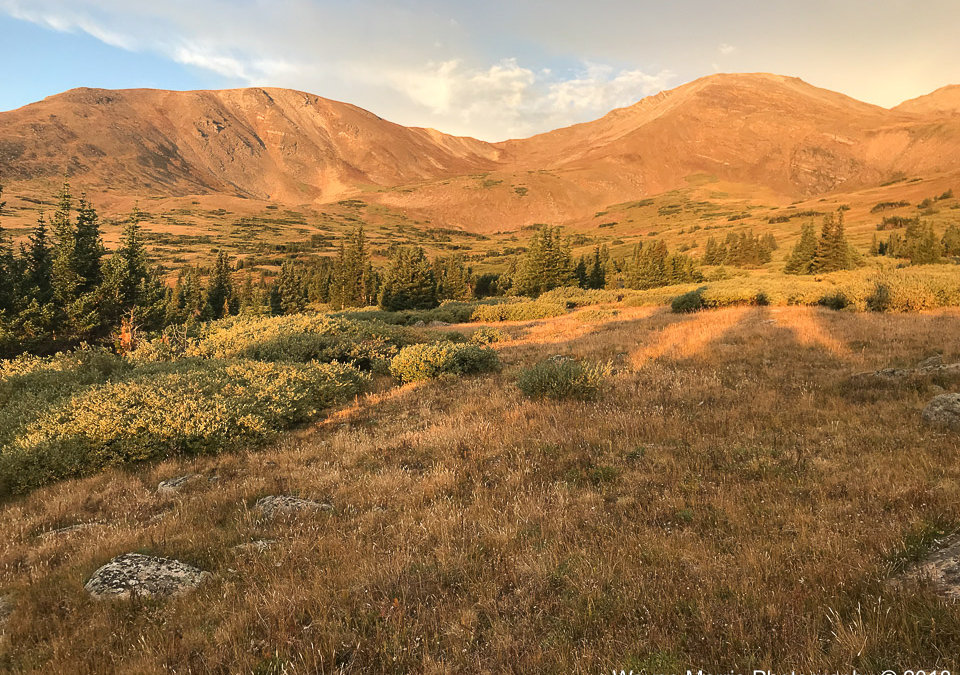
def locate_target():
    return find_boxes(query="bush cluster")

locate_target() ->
[389,343,500,383]
[470,327,507,345]
[0,359,368,495]
[515,357,611,400]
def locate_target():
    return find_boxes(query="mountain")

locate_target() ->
[2,73,960,232]
[0,86,499,203]
[894,85,960,115]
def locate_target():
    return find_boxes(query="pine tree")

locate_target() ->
[275,260,306,314]
[378,247,438,311]
[513,225,575,296]
[50,180,80,310]
[105,207,149,313]
[204,251,235,319]
[811,212,857,273]
[25,211,54,305]
[944,224,960,257]
[784,223,818,275]
[587,246,606,289]
[74,193,104,293]
[434,254,470,300]
[907,223,944,265]
[0,185,16,314]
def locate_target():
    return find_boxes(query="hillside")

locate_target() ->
[3,74,960,235]
[894,85,960,115]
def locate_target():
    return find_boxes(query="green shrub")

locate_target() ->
[516,357,611,400]
[866,281,893,312]
[470,300,566,322]
[389,343,500,383]
[0,359,368,496]
[471,327,507,345]
[818,292,850,311]
[671,288,706,313]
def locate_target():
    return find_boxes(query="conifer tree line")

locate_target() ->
[871,222,960,265]
[701,230,778,267]
[784,211,861,275]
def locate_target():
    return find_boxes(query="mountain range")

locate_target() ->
[2,72,960,232]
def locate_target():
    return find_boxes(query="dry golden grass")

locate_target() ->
[2,307,960,673]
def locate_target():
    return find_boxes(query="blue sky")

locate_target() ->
[2,0,959,141]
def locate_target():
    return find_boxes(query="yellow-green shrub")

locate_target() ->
[0,359,368,496]
[470,300,567,322]
[389,343,500,383]
[470,327,507,345]
[516,358,612,400]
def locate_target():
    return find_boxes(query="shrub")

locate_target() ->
[470,300,567,322]
[471,327,507,345]
[516,357,611,400]
[389,343,500,383]
[671,288,706,313]
[818,292,850,311]
[866,281,893,312]
[0,359,368,496]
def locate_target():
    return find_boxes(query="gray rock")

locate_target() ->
[232,539,277,554]
[0,594,12,629]
[852,363,960,382]
[40,522,103,539]
[254,495,332,520]
[157,474,202,496]
[412,320,426,327]
[428,320,450,327]
[84,553,210,599]
[898,534,960,600]
[922,394,960,431]
[919,355,945,368]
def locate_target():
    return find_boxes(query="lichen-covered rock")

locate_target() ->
[852,362,960,382]
[157,474,202,495]
[922,394,960,430]
[232,539,277,554]
[84,553,210,599]
[899,535,960,600]
[254,495,332,520]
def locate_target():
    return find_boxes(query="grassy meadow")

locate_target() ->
[1,302,960,673]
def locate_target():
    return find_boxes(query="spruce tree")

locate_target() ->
[944,224,960,257]
[434,254,470,300]
[276,260,306,314]
[50,180,80,309]
[587,246,606,289]
[0,185,16,314]
[204,251,235,319]
[105,207,149,313]
[378,247,438,311]
[514,225,574,296]
[784,223,818,275]
[25,211,54,305]
[74,193,104,293]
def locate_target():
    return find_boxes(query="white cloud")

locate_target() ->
[0,0,676,140]
[719,43,736,56]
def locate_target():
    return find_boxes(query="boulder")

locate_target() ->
[922,394,960,430]
[157,474,202,496]
[40,522,103,539]
[919,355,944,368]
[84,553,210,599]
[254,495,332,520]
[900,535,960,600]
[412,320,426,327]
[851,362,960,382]
[232,539,277,554]
[428,320,450,327]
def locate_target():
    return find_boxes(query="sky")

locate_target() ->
[1,0,959,141]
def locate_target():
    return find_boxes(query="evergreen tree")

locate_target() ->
[204,251,235,319]
[103,207,150,321]
[74,193,104,293]
[587,245,606,289]
[0,185,16,314]
[944,224,960,257]
[513,225,575,296]
[379,247,438,311]
[434,254,470,300]
[784,224,818,275]
[811,212,858,273]
[906,223,944,265]
[275,260,306,315]
[25,211,54,305]
[50,180,80,310]
[329,226,374,308]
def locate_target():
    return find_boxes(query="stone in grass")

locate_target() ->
[84,553,210,599]
[0,594,12,629]
[922,394,960,431]
[902,535,960,601]
[254,496,333,521]
[157,474,202,496]
[232,539,277,554]
[40,522,104,539]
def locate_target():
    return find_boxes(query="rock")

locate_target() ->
[412,320,426,327]
[922,394,960,430]
[900,535,960,600]
[232,539,277,554]
[0,594,12,629]
[852,363,960,382]
[919,355,944,368]
[157,474,202,496]
[40,522,103,539]
[84,553,210,599]
[428,320,450,327]
[254,495,332,520]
